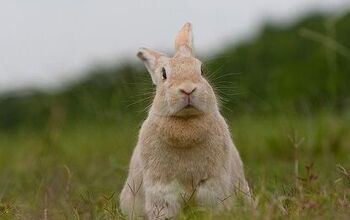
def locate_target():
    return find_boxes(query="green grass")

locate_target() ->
[0,112,349,219]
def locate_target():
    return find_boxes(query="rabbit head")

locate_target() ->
[137,23,218,117]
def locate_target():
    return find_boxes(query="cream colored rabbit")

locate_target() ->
[120,23,251,220]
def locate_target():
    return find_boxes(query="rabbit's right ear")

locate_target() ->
[175,22,193,57]
[137,48,168,85]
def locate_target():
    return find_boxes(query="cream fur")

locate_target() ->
[120,23,251,220]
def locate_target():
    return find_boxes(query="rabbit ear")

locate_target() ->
[175,22,193,57]
[137,48,168,85]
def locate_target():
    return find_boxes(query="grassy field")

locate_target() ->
[1,10,349,220]
[0,112,349,219]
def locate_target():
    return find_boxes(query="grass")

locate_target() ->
[0,112,349,219]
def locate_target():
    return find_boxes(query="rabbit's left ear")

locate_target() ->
[137,47,168,85]
[175,22,193,57]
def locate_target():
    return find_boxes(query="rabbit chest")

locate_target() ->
[140,115,230,188]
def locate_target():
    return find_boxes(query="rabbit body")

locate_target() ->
[120,23,250,220]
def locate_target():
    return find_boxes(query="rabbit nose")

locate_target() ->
[179,87,197,95]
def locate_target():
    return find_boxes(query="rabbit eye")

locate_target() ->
[201,66,204,75]
[162,67,167,80]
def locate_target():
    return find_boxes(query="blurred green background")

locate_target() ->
[0,12,350,219]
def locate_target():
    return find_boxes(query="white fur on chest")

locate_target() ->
[140,114,230,189]
[142,139,228,188]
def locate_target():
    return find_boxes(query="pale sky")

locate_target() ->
[0,0,349,93]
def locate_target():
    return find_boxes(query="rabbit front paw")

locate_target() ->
[145,182,181,220]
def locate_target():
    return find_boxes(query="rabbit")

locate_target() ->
[119,22,251,220]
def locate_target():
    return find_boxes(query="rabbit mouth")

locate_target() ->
[174,103,202,117]
[184,104,194,109]
[182,101,197,110]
